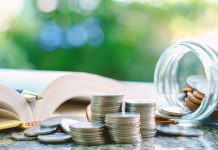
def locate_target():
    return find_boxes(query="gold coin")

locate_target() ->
[193,90,205,100]
[187,92,202,105]
[182,86,194,92]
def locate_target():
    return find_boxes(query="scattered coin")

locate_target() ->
[40,116,83,128]
[159,106,189,117]
[38,132,72,143]
[11,132,37,141]
[177,120,202,128]
[156,125,203,136]
[24,125,57,137]
[155,109,181,119]
[61,119,80,134]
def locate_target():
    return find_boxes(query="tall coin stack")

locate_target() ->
[91,93,123,123]
[125,100,156,138]
[105,112,142,144]
[69,122,106,145]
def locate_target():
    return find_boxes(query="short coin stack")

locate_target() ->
[105,112,142,144]
[69,122,106,145]
[125,99,156,138]
[91,93,123,123]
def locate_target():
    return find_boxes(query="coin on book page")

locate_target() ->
[11,132,37,141]
[38,132,72,143]
[186,75,206,89]
[61,119,80,134]
[156,125,203,136]
[24,126,57,137]
[159,106,189,117]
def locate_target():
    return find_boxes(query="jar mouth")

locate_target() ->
[154,40,218,120]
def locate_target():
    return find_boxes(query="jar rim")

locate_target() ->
[154,40,218,120]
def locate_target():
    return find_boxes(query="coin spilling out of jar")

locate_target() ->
[156,75,208,122]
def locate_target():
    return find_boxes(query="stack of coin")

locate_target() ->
[69,122,106,145]
[180,75,206,112]
[91,93,123,123]
[125,99,156,138]
[105,112,142,144]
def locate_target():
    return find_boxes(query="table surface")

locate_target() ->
[0,125,218,150]
[1,82,218,150]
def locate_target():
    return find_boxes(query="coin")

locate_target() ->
[177,120,202,128]
[105,112,142,144]
[69,121,106,145]
[40,116,83,128]
[91,93,123,123]
[187,92,202,105]
[38,132,72,143]
[156,125,203,136]
[70,122,104,131]
[193,90,205,100]
[182,87,194,92]
[185,97,199,110]
[187,75,206,89]
[11,132,37,141]
[61,119,80,134]
[178,92,186,102]
[105,112,140,120]
[24,125,57,137]
[159,106,189,117]
[196,82,207,95]
[155,109,181,119]
[125,99,156,107]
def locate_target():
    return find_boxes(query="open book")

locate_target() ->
[0,69,157,130]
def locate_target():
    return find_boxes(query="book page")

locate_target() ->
[0,69,71,94]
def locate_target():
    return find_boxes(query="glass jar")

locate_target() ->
[154,40,218,120]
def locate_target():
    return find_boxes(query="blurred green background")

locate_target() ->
[1,0,218,81]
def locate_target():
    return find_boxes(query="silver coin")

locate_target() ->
[179,92,186,102]
[11,132,37,141]
[156,125,203,136]
[61,118,80,134]
[196,82,208,95]
[69,122,104,131]
[105,112,140,119]
[38,132,72,143]
[187,75,206,89]
[159,106,189,117]
[24,126,57,137]
[92,93,124,98]
[177,120,202,128]
[155,109,181,119]
[125,99,156,107]
[40,116,84,128]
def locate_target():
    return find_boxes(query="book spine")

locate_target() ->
[20,121,41,129]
